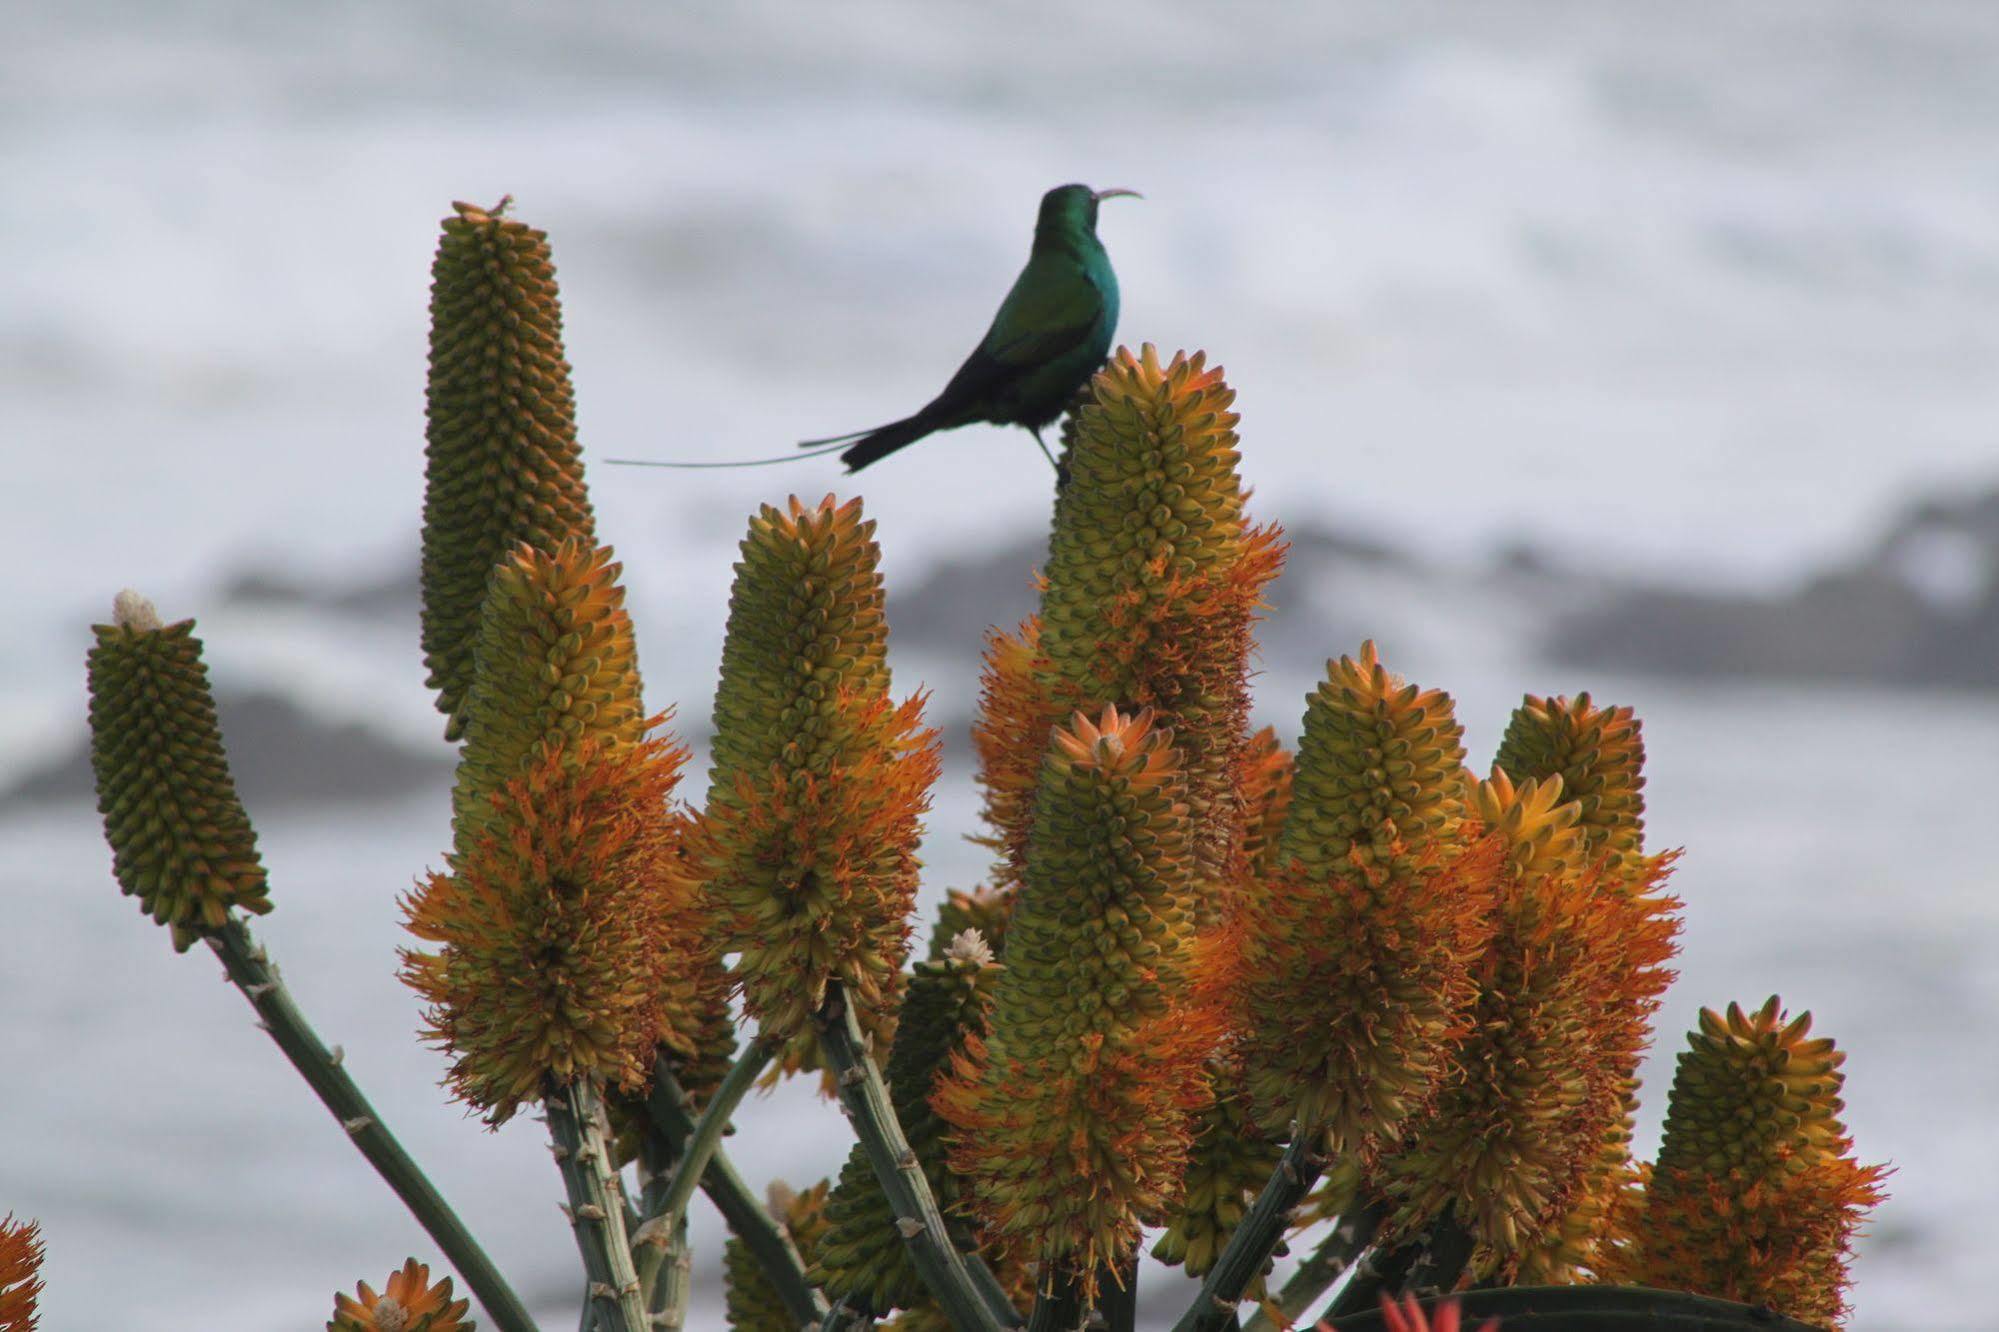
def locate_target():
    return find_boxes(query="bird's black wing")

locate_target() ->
[921,260,1107,419]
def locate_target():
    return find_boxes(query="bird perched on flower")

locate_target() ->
[801,182,1139,472]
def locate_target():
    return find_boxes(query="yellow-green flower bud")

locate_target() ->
[696,495,938,1071]
[938,706,1212,1288]
[87,593,270,949]
[450,539,645,848]
[1378,771,1677,1278]
[420,197,596,739]
[1038,345,1285,920]
[1238,645,1488,1152]
[1496,692,1646,873]
[1628,999,1885,1326]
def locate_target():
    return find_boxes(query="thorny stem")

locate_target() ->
[1171,1129,1328,1332]
[639,1057,828,1325]
[203,917,539,1332]
[815,984,1019,1332]
[547,1080,647,1332]
[632,1122,690,1332]
[640,1042,772,1327]
[1240,1199,1386,1332]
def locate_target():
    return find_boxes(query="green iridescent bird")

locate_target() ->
[803,183,1139,472]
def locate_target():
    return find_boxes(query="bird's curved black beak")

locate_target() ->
[1093,187,1143,202]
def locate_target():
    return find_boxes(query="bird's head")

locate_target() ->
[1039,183,1142,237]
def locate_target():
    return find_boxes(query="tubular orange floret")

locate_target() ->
[1353,1293,1498,1332]
[699,495,938,1072]
[1237,726,1295,882]
[451,539,647,849]
[1150,1075,1281,1278]
[648,809,740,1107]
[937,706,1215,1292]
[0,1215,42,1332]
[420,198,596,740]
[402,728,691,1123]
[1378,773,1679,1277]
[87,598,271,949]
[969,615,1052,893]
[1237,645,1490,1154]
[1627,999,1885,1327]
[328,1257,471,1332]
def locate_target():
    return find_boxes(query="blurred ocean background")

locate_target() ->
[6,2,1999,1328]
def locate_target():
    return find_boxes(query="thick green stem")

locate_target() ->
[631,1124,690,1332]
[1171,1129,1328,1332]
[639,1058,828,1325]
[815,985,1018,1332]
[1025,1262,1086,1332]
[1400,1208,1473,1299]
[203,917,538,1332]
[1099,1258,1137,1332]
[547,1081,647,1332]
[1320,1231,1418,1325]
[1240,1200,1385,1332]
[638,1040,771,1328]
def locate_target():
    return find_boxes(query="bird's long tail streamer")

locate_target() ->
[604,440,852,469]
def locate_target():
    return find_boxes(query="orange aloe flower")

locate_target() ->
[328,1258,470,1332]
[938,706,1215,1292]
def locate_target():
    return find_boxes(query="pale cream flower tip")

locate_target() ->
[112,588,163,632]
[372,1295,410,1332]
[946,928,994,968]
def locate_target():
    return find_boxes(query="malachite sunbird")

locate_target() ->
[801,182,1139,472]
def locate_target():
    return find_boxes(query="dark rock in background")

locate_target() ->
[13,483,1995,814]
[1549,486,1999,690]
[0,690,453,814]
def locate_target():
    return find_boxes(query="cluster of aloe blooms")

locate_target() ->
[59,198,1885,1332]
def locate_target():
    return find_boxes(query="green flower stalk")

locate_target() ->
[1237,643,1490,1154]
[421,196,596,739]
[938,706,1213,1293]
[1038,345,1285,916]
[695,494,940,1071]
[727,1181,832,1332]
[87,592,271,950]
[1624,1000,1885,1327]
[816,933,1002,1318]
